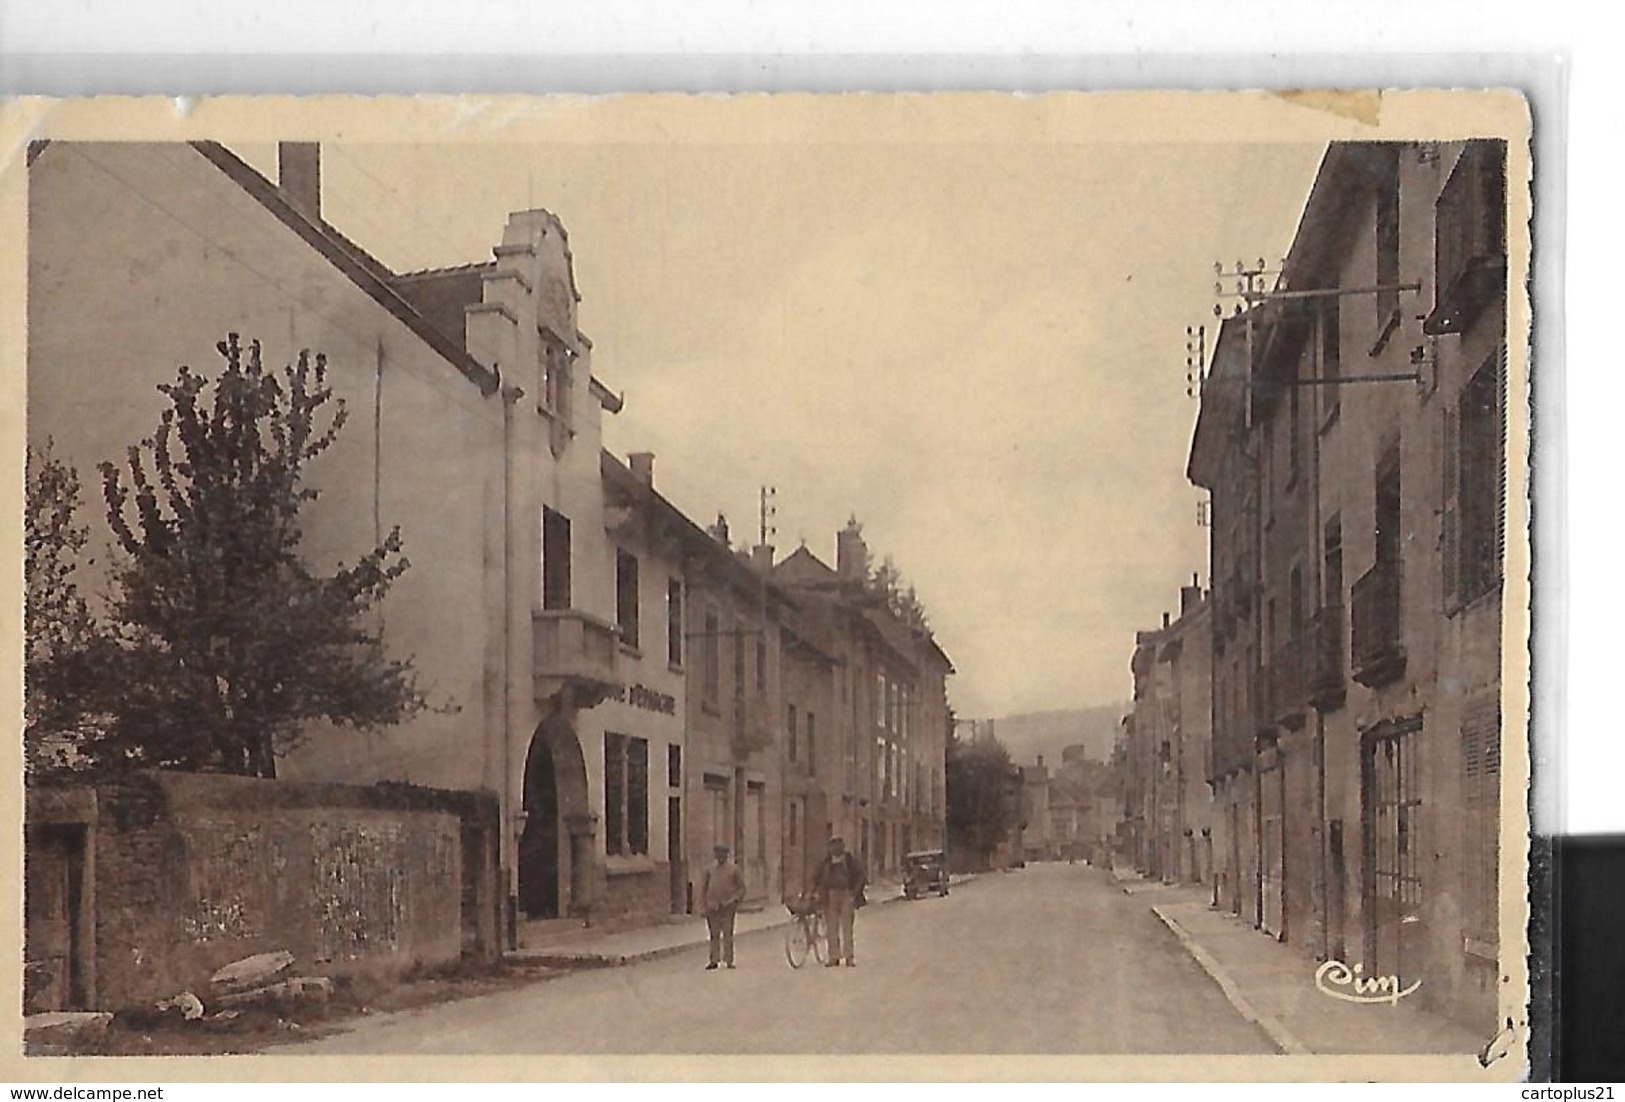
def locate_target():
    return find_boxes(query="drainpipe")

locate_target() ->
[501,380,524,950]
[1310,330,1330,962]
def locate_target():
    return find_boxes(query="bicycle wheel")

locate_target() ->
[810,912,830,965]
[785,918,811,968]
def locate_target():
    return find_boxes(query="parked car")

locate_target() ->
[903,849,951,899]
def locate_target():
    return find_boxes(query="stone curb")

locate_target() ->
[1150,903,1312,1057]
[516,877,962,970]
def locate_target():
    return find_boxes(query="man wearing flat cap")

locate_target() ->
[813,835,867,967]
[702,843,746,969]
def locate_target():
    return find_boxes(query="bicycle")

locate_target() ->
[783,893,829,969]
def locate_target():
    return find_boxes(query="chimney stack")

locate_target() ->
[1162,611,1171,629]
[836,515,869,582]
[751,544,775,572]
[629,452,654,486]
[278,142,322,224]
[1180,572,1206,615]
[709,513,731,548]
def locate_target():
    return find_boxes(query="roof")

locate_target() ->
[189,142,500,397]
[1187,142,1399,489]
[599,449,792,609]
[189,142,627,408]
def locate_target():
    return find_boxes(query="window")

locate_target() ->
[539,331,574,423]
[1450,348,1507,609]
[787,704,799,762]
[667,744,682,789]
[1427,140,1507,336]
[666,579,683,667]
[1376,446,1403,567]
[702,609,720,705]
[1286,367,1300,487]
[1320,297,1341,425]
[1323,515,1344,608]
[876,673,887,729]
[604,734,649,857]
[806,712,816,775]
[789,800,799,847]
[1375,146,1401,331]
[615,548,639,649]
[1288,563,1304,644]
[733,631,746,699]
[541,507,571,611]
[756,639,767,694]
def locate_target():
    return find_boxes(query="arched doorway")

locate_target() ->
[518,712,592,920]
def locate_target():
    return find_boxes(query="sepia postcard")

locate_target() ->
[1,90,1533,1082]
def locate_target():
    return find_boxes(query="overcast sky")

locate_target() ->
[241,126,1324,720]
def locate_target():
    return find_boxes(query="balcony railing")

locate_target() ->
[1267,639,1306,730]
[533,609,620,706]
[1351,561,1407,688]
[1307,603,1347,711]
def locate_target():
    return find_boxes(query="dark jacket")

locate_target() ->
[813,851,867,895]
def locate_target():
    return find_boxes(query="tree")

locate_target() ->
[865,554,932,632]
[945,730,1015,869]
[96,334,430,778]
[24,442,107,774]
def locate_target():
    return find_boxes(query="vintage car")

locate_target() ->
[903,848,951,899]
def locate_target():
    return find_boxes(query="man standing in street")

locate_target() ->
[813,835,867,967]
[702,843,745,970]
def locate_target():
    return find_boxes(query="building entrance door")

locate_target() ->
[1363,719,1423,985]
[24,823,86,1012]
[520,741,560,918]
[1261,763,1286,939]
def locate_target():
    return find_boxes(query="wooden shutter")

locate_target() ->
[1441,405,1460,614]
[1495,343,1508,575]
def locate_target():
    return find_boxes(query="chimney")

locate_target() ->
[709,513,731,548]
[629,452,654,486]
[279,142,321,224]
[1180,572,1204,615]
[751,544,775,572]
[836,515,869,582]
[1162,611,1171,629]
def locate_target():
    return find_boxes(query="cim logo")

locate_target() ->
[1314,959,1422,1006]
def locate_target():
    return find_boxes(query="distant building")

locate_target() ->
[1120,584,1214,884]
[774,520,953,879]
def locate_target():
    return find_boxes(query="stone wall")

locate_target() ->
[26,772,500,1011]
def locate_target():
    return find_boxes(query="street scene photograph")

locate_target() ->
[14,92,1529,1072]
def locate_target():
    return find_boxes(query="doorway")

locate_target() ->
[1363,719,1424,983]
[519,740,560,918]
[518,715,592,921]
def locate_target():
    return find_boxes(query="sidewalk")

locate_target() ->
[508,873,976,968]
[1144,885,1485,1056]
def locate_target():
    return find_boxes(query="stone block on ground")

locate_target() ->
[24,1011,113,1050]
[215,975,334,1011]
[210,950,296,991]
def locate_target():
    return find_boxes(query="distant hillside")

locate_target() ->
[982,705,1126,766]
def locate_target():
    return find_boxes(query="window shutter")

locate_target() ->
[1441,405,1460,614]
[1495,343,1508,577]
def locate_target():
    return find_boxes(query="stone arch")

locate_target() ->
[518,710,594,919]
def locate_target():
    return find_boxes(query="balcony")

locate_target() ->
[533,609,620,708]
[730,693,774,756]
[1351,561,1407,688]
[1307,603,1347,711]
[1267,640,1306,730]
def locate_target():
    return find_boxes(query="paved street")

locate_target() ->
[290,863,1274,1054]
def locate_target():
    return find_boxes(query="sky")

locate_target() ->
[239,125,1325,720]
